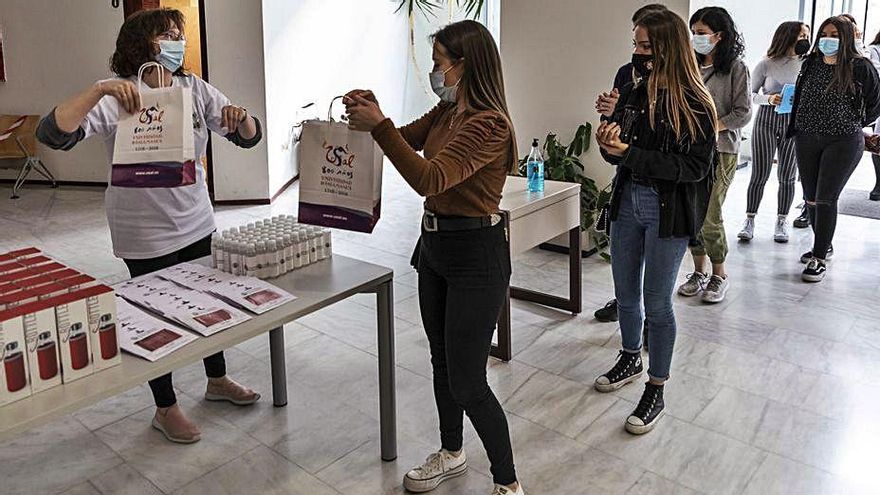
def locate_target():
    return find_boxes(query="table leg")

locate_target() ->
[510,226,583,314]
[269,326,287,407]
[376,280,397,462]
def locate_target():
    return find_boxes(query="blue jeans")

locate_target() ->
[610,179,688,380]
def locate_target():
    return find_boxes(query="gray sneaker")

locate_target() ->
[701,275,729,303]
[774,216,789,243]
[677,272,709,297]
[737,217,755,241]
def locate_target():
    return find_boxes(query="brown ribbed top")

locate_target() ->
[370,102,512,217]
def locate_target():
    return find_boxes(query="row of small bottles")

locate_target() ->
[211,216,332,279]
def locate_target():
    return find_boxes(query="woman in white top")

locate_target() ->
[738,21,810,242]
[37,8,262,444]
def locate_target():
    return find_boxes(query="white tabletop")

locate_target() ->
[501,176,580,220]
[0,255,393,441]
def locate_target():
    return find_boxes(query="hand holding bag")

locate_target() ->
[298,97,384,233]
[111,62,197,188]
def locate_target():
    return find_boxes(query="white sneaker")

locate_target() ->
[737,217,755,241]
[491,483,525,495]
[774,216,789,243]
[403,449,468,493]
[701,275,729,304]
[677,272,709,297]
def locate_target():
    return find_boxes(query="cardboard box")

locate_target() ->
[11,300,62,394]
[0,256,52,276]
[0,263,66,286]
[53,296,93,383]
[56,274,96,292]
[48,269,82,283]
[0,310,31,405]
[0,247,41,264]
[0,288,43,310]
[80,286,120,370]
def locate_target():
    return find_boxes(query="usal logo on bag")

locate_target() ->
[132,103,165,151]
[322,140,356,178]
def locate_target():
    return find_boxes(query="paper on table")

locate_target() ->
[776,84,795,114]
[116,297,198,362]
[114,275,251,336]
[156,263,295,314]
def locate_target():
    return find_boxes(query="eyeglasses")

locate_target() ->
[156,30,185,42]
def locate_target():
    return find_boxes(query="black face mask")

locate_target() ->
[632,53,654,79]
[794,39,811,56]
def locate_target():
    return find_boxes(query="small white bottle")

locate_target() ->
[307,228,319,263]
[290,232,303,269]
[223,239,233,273]
[321,228,332,259]
[266,240,279,277]
[211,233,222,268]
[280,234,292,273]
[231,242,244,276]
[245,243,257,277]
[295,231,310,267]
[255,241,267,278]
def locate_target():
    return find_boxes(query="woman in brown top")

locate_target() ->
[345,20,523,495]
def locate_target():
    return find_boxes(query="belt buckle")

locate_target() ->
[423,213,438,232]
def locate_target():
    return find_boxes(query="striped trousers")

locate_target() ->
[746,105,798,216]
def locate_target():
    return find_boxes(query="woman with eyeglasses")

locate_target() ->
[594,9,717,434]
[787,16,880,281]
[738,21,810,243]
[36,8,262,443]
[677,6,751,304]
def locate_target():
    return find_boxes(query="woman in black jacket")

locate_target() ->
[788,15,880,282]
[594,9,717,434]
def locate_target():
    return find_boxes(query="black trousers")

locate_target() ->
[123,234,226,408]
[796,132,863,259]
[416,221,517,486]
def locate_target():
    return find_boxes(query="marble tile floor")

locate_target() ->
[3,161,880,494]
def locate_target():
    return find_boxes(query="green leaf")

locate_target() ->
[456,0,485,18]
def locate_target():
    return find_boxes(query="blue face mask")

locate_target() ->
[155,39,186,72]
[692,34,717,55]
[818,37,840,56]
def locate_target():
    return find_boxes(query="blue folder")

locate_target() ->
[776,84,795,114]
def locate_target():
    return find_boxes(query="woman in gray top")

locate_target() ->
[678,7,752,304]
[738,22,810,243]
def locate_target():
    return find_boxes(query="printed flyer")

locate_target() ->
[116,297,197,362]
[156,263,295,314]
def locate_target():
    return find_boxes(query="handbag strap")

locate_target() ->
[328,95,346,123]
[136,61,170,95]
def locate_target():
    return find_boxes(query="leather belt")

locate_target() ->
[422,211,502,232]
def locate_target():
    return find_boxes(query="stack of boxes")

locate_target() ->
[0,248,119,406]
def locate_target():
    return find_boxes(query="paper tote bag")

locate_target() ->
[111,62,196,188]
[298,106,383,233]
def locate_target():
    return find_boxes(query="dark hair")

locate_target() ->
[872,27,880,46]
[632,4,667,24]
[767,21,806,58]
[839,13,857,25]
[110,8,186,78]
[689,6,746,74]
[812,16,862,93]
[432,20,518,170]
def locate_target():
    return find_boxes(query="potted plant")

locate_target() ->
[518,122,613,260]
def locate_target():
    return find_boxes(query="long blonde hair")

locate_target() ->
[637,11,718,142]
[432,20,518,170]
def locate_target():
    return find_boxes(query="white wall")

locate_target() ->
[258,0,484,198]
[259,0,410,197]
[500,0,691,188]
[204,0,271,202]
[0,0,122,183]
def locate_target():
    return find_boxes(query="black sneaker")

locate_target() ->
[594,351,643,393]
[594,299,619,322]
[625,382,665,434]
[802,258,827,282]
[800,245,834,264]
[870,188,880,201]
[793,208,810,228]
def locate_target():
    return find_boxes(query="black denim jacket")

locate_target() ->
[600,81,717,239]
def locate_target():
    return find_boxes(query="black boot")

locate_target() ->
[626,382,665,435]
[793,205,810,228]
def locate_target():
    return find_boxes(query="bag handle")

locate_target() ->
[327,95,350,124]
[136,62,170,95]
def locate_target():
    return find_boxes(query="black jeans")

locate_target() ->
[123,234,226,408]
[796,132,864,259]
[416,221,517,486]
